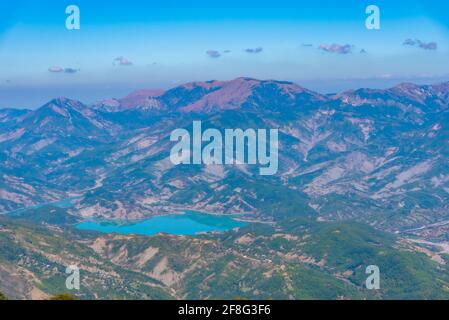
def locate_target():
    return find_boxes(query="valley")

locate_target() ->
[1,77,449,299]
[1,214,448,300]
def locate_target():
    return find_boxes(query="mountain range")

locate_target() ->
[1,78,448,237]
[1,77,449,299]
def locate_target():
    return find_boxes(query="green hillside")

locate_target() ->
[1,215,448,300]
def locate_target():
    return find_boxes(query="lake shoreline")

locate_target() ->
[75,210,250,237]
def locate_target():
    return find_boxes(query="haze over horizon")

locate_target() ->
[1,0,449,107]
[4,76,449,110]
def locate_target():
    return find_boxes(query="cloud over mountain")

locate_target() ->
[114,57,133,66]
[48,66,80,74]
[64,68,79,74]
[245,47,263,54]
[206,50,221,58]
[48,66,63,73]
[403,39,437,50]
[318,43,353,54]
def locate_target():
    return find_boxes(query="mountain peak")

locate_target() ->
[120,89,165,110]
[124,89,165,99]
[36,97,87,117]
[393,82,422,90]
[178,78,264,112]
[180,79,226,90]
[177,77,297,92]
[177,77,322,113]
[93,89,166,112]
[46,97,85,107]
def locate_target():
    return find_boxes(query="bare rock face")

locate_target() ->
[0,78,448,234]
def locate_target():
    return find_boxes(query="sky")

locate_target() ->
[1,0,449,108]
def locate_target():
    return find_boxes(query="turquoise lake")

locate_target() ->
[75,211,248,236]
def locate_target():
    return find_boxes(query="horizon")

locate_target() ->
[1,0,449,108]
[3,76,449,110]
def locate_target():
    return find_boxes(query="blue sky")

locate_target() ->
[1,0,449,108]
